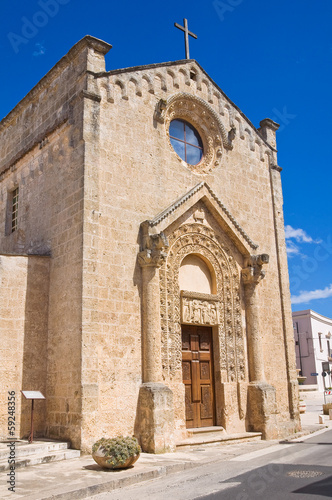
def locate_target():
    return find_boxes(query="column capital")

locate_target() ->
[138,231,169,268]
[242,254,269,285]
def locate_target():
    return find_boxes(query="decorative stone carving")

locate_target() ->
[156,93,233,175]
[154,98,167,122]
[181,292,219,326]
[160,223,246,384]
[241,254,269,285]
[147,181,258,251]
[193,209,205,223]
[138,231,169,268]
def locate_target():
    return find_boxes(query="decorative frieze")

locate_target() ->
[181,291,219,326]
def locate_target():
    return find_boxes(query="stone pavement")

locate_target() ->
[1,390,331,500]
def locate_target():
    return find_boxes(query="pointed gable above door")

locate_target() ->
[141,182,259,258]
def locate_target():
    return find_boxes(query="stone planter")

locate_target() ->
[92,451,140,469]
[92,436,141,470]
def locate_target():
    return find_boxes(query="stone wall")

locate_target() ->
[0,37,112,449]
[0,255,49,439]
[0,36,299,450]
[76,53,299,445]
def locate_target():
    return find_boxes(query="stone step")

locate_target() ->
[299,385,319,392]
[0,439,70,460]
[176,431,262,449]
[189,426,226,435]
[0,448,80,471]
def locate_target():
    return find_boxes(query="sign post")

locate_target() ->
[21,391,45,444]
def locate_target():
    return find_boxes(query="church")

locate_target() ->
[0,35,300,453]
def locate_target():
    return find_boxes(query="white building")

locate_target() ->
[293,310,332,392]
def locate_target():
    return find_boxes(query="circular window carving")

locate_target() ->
[169,119,203,165]
[157,92,233,175]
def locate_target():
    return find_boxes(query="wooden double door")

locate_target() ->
[182,325,215,428]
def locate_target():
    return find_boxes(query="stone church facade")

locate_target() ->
[0,36,300,452]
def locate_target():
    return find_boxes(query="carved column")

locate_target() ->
[135,230,175,453]
[242,254,269,382]
[242,254,278,439]
[138,233,168,383]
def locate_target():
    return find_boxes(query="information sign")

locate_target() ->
[21,391,45,443]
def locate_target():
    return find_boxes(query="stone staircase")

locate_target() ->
[176,426,262,449]
[0,439,80,471]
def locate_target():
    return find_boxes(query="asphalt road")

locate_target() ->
[92,429,332,500]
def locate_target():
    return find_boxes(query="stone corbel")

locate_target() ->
[154,99,167,124]
[138,230,169,268]
[228,127,236,145]
[242,254,269,285]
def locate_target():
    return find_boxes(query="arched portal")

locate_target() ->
[179,254,216,428]
[159,223,248,432]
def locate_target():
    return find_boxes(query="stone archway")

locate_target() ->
[159,222,248,431]
[136,182,279,449]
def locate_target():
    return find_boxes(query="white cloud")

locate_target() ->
[33,43,46,57]
[284,225,316,243]
[291,284,332,304]
[286,240,300,256]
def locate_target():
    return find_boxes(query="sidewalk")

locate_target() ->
[1,393,331,500]
[299,387,331,428]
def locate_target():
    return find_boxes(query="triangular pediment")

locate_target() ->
[141,182,258,257]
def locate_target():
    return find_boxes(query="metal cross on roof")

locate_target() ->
[174,18,197,60]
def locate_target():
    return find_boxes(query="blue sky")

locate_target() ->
[1,0,332,316]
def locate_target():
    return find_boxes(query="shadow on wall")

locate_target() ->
[20,256,50,439]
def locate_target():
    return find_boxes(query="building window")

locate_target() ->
[318,332,323,352]
[169,119,203,165]
[11,187,19,233]
[6,187,19,235]
[328,340,331,358]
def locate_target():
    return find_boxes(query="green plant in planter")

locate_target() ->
[92,436,141,468]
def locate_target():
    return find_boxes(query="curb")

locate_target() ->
[23,460,200,500]
[13,422,332,500]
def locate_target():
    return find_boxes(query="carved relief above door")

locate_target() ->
[181,291,219,326]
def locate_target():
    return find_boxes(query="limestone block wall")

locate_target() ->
[0,255,49,439]
[0,37,112,449]
[80,57,298,442]
[0,36,299,449]
[0,119,85,447]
